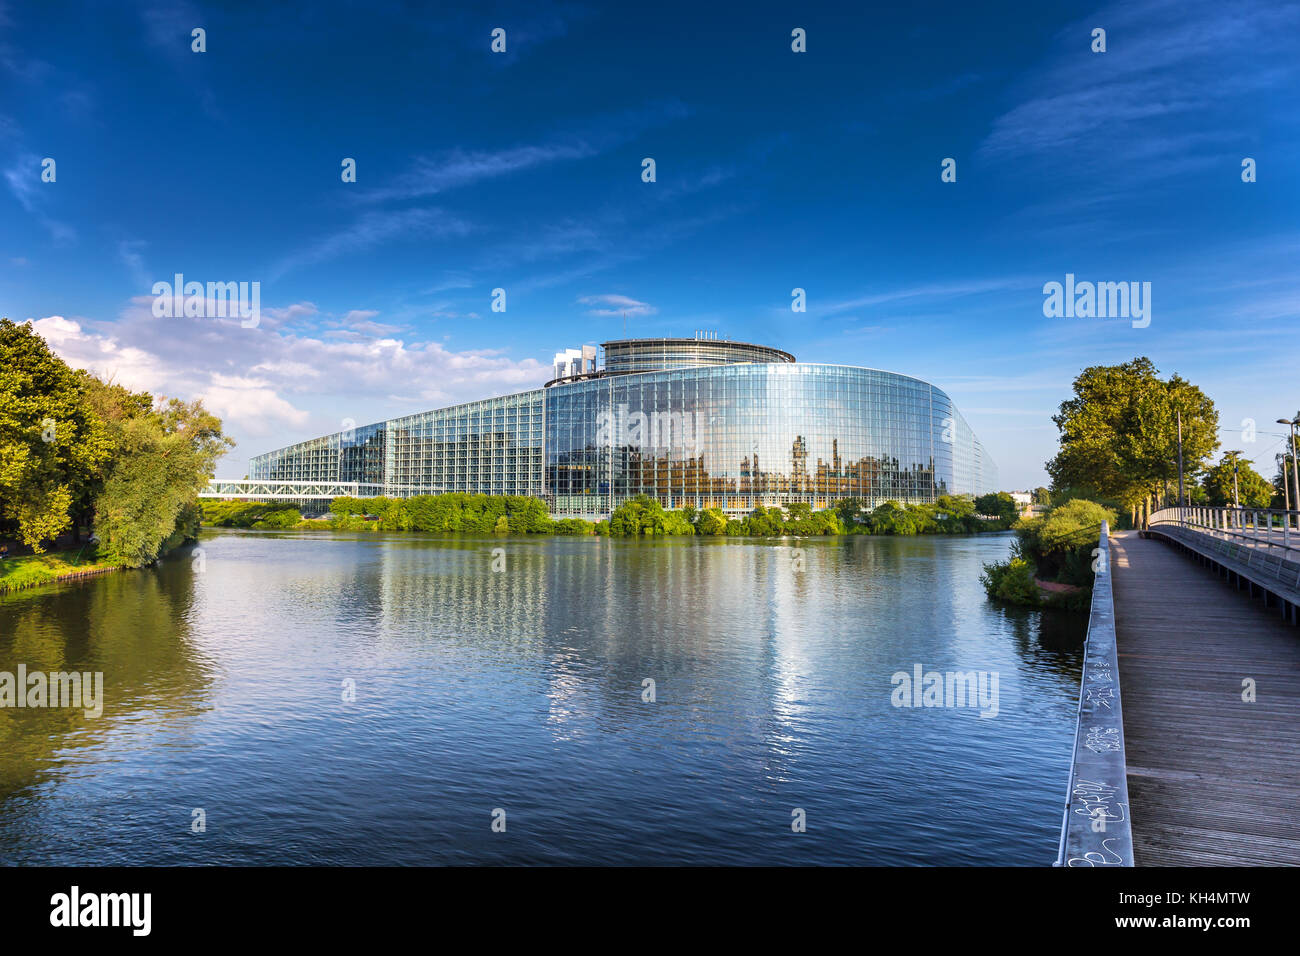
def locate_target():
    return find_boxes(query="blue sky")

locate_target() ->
[2,0,1298,487]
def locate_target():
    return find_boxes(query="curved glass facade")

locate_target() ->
[249,340,996,516]
[544,364,995,516]
[602,337,795,373]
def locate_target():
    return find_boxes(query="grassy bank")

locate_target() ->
[0,547,118,594]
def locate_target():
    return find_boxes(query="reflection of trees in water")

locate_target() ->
[0,552,213,802]
[1001,603,1087,681]
[371,535,554,656]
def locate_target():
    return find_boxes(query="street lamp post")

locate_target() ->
[1176,408,1185,511]
[1224,450,1243,509]
[1277,416,1300,527]
[1283,456,1291,513]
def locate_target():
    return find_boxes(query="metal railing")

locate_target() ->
[201,479,460,501]
[1056,520,1134,867]
[1148,506,1300,597]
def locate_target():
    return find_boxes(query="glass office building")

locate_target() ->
[249,337,996,516]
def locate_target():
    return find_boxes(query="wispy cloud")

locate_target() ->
[270,207,472,280]
[356,142,598,205]
[578,294,656,317]
[353,101,692,205]
[978,0,1300,191]
[819,277,1036,316]
[117,239,150,288]
[136,0,222,119]
[3,151,75,243]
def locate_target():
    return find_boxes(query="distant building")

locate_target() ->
[247,336,998,518]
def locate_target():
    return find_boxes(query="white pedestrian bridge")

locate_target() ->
[201,479,387,500]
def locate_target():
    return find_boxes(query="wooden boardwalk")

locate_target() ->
[1110,530,1300,865]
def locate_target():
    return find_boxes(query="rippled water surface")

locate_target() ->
[0,530,1085,865]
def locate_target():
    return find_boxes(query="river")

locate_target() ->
[0,530,1084,865]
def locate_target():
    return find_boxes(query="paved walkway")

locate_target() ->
[1110,530,1300,865]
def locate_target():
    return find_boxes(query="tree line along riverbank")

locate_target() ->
[2,318,233,592]
[201,491,1022,539]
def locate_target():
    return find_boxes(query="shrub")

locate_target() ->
[1016,498,1115,581]
[607,496,695,537]
[250,507,302,530]
[980,556,1041,607]
[202,501,300,529]
[696,507,728,536]
[552,518,595,535]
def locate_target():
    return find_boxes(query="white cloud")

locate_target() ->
[578,293,656,317]
[26,301,551,472]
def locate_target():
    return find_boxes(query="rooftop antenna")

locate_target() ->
[622,310,627,338]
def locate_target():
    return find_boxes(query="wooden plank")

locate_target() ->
[1110,530,1300,866]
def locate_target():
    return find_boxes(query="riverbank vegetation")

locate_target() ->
[0,546,117,593]
[981,499,1116,611]
[981,356,1204,611]
[836,492,1018,535]
[1,318,231,569]
[202,494,584,534]
[980,356,1296,612]
[202,490,1020,539]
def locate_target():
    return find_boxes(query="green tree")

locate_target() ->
[696,507,728,535]
[94,397,233,567]
[741,505,785,536]
[0,318,114,550]
[1203,454,1274,508]
[1271,452,1297,510]
[866,501,919,535]
[975,492,1018,522]
[1047,357,1218,514]
[607,496,696,536]
[832,497,869,529]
